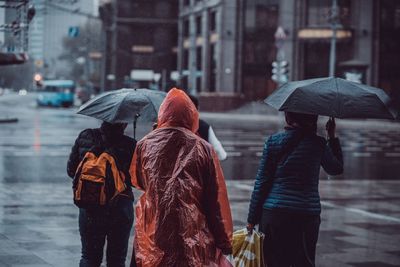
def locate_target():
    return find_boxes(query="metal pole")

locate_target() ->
[110,0,117,90]
[329,0,338,77]
[189,12,196,95]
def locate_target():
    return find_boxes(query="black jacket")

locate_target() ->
[67,128,136,192]
[247,128,343,224]
[198,119,210,141]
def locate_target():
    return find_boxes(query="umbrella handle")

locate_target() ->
[133,113,140,140]
[327,117,336,139]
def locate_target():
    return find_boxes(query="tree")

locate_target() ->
[59,19,102,87]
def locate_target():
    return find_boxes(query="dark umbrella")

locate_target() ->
[265,77,398,119]
[77,88,166,138]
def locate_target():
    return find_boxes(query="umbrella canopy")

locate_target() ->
[265,77,398,119]
[77,88,166,123]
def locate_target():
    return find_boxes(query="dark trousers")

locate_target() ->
[259,209,320,267]
[79,198,135,267]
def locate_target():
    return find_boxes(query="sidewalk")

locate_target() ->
[201,104,400,131]
[0,180,399,266]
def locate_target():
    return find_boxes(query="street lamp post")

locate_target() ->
[329,0,338,77]
[110,0,118,90]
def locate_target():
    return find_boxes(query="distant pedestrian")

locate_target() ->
[130,88,233,266]
[247,112,343,267]
[67,121,136,267]
[188,94,227,161]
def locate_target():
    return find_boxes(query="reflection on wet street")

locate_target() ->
[1,93,400,266]
[209,116,400,181]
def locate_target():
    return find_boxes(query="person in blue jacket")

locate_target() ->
[247,112,343,267]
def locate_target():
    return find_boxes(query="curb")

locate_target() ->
[0,118,18,123]
[200,112,400,130]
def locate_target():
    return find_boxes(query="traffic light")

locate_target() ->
[28,5,36,23]
[271,60,289,85]
[34,73,43,87]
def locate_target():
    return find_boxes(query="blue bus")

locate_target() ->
[36,80,75,107]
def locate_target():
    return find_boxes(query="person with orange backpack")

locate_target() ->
[67,121,136,267]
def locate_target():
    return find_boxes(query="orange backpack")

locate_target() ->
[73,141,127,209]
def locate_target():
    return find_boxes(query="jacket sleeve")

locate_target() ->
[208,126,227,161]
[120,138,137,188]
[247,137,276,225]
[204,149,233,255]
[321,137,344,176]
[66,129,92,178]
[130,142,145,190]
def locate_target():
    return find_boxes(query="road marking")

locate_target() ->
[223,146,235,152]
[229,183,400,223]
[352,152,372,158]
[384,152,400,158]
[341,147,355,152]
[8,150,69,157]
[365,147,383,152]
[223,141,264,146]
[229,183,253,191]
[321,201,400,223]
[248,146,263,152]
[227,152,243,157]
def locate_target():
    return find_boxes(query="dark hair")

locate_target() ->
[188,94,199,109]
[285,112,318,133]
[100,121,127,140]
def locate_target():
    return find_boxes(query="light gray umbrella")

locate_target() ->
[265,77,398,119]
[77,88,166,138]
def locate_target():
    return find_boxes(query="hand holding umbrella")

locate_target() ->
[326,117,336,139]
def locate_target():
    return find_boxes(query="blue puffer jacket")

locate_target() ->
[247,128,343,224]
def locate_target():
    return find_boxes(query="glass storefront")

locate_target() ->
[242,0,279,99]
[378,0,400,106]
[302,0,352,79]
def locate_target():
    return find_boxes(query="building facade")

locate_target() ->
[177,0,400,110]
[26,0,96,77]
[99,0,178,91]
[0,8,4,45]
[280,0,400,106]
[241,0,279,101]
[177,0,243,110]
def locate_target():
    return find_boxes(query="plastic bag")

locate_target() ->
[232,228,265,267]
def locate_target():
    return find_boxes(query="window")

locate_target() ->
[307,0,351,27]
[183,19,190,37]
[196,16,202,36]
[196,46,202,92]
[183,49,189,71]
[255,5,278,30]
[196,46,202,71]
[209,43,217,92]
[210,11,217,32]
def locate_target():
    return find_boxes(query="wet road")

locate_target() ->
[1,93,400,183]
[0,93,400,266]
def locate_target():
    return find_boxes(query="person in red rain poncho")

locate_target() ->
[129,88,233,267]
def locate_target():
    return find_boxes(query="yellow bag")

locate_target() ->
[232,228,265,267]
